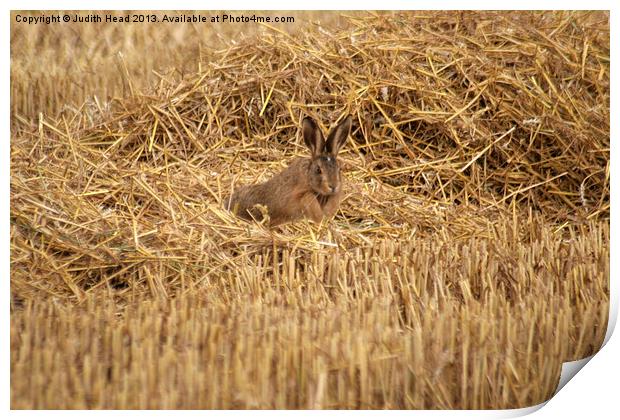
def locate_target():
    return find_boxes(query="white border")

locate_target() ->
[0,1,616,11]
[4,1,617,418]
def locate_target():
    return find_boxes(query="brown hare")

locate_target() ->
[226,115,352,226]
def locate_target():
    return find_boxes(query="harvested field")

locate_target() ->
[10,10,609,409]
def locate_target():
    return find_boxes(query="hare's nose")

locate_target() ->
[330,186,337,193]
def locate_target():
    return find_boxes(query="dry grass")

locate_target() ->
[10,10,609,409]
[10,10,354,119]
[11,221,609,409]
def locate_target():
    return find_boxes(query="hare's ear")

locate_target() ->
[302,117,324,157]
[325,116,352,156]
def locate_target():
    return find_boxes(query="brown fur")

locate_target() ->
[226,116,352,227]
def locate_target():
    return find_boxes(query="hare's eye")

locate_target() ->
[315,166,322,174]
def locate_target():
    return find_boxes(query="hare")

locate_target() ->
[226,115,352,227]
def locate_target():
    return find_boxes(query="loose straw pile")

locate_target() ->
[11,10,609,301]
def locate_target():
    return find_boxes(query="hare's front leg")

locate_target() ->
[300,193,325,223]
[320,189,343,219]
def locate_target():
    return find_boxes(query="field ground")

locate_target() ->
[10,10,609,409]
